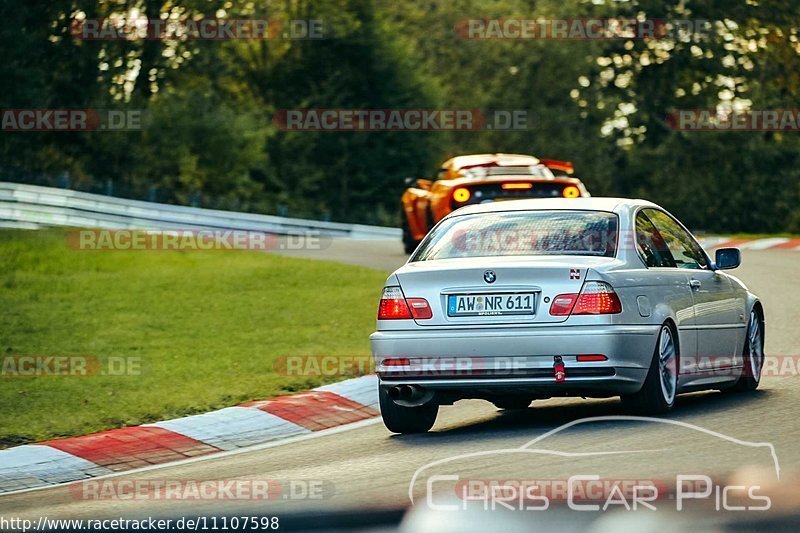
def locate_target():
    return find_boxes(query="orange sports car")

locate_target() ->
[401,153,590,253]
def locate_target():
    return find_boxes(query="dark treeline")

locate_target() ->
[1,0,799,232]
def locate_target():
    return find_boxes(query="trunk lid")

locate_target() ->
[395,256,616,326]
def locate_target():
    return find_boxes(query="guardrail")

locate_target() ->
[0,182,401,239]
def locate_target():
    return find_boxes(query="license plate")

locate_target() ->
[447,293,536,317]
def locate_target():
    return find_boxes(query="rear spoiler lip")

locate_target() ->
[447,176,582,186]
[538,158,575,175]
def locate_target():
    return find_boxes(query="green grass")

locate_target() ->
[0,229,389,447]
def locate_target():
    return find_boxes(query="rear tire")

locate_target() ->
[621,324,678,415]
[728,309,764,392]
[379,386,438,434]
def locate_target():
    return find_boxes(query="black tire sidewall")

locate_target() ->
[733,311,763,391]
[623,324,676,414]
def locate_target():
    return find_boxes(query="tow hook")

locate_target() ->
[554,356,566,383]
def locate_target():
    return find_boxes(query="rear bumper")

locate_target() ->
[370,324,658,395]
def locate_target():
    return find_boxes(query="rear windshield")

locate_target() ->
[461,164,554,179]
[412,210,619,261]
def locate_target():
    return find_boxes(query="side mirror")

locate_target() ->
[715,247,741,270]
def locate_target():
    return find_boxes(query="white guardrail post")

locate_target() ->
[0,182,401,239]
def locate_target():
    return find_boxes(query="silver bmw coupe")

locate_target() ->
[371,198,765,433]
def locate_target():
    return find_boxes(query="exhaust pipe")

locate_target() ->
[399,384,427,401]
[387,384,433,406]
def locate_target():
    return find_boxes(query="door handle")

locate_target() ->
[689,279,702,290]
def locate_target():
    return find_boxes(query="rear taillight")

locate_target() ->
[406,298,433,319]
[378,287,412,319]
[453,187,471,203]
[574,282,622,314]
[549,294,579,316]
[549,281,621,316]
[378,287,432,320]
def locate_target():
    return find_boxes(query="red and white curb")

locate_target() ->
[0,375,379,494]
[698,237,800,251]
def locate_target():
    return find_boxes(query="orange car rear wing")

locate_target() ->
[538,158,575,175]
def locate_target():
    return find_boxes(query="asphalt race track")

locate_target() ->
[2,243,799,524]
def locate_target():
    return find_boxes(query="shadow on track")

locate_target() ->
[389,388,772,446]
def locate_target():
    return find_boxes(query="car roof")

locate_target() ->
[446,197,658,217]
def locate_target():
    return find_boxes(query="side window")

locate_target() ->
[635,211,676,268]
[644,209,708,270]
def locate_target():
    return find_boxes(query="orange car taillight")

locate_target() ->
[549,282,622,316]
[378,287,432,320]
[453,187,471,203]
[562,185,581,198]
